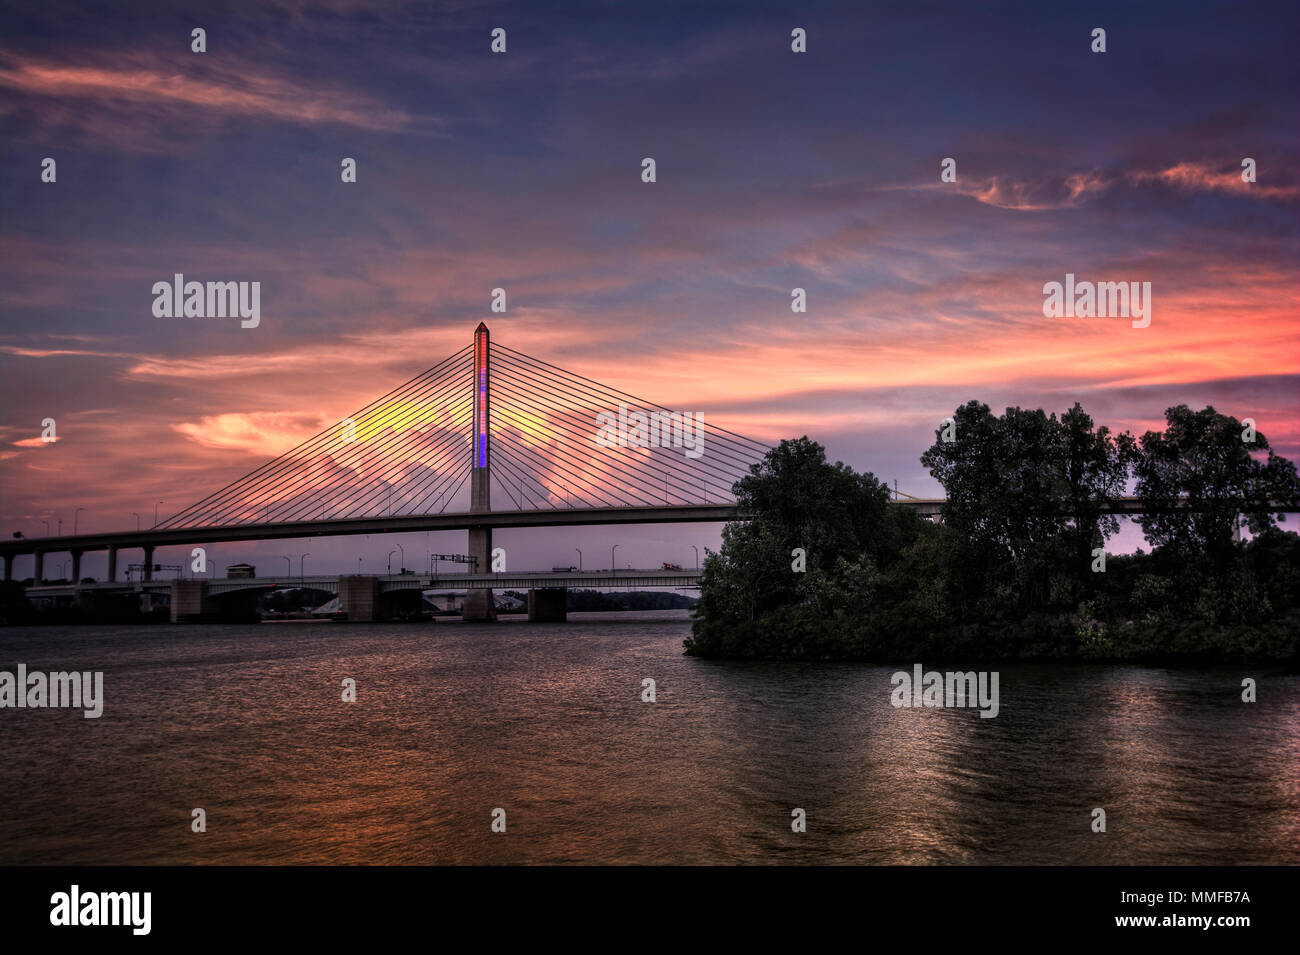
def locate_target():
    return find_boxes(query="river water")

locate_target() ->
[1,611,1295,865]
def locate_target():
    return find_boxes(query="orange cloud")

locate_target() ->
[1128,162,1300,200]
[173,412,326,456]
[0,53,416,132]
[960,171,1112,210]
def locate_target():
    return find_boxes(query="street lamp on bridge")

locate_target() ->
[131,512,140,531]
[299,553,310,582]
[282,556,292,576]
[611,543,619,578]
[74,507,84,535]
[575,548,582,571]
[691,545,699,570]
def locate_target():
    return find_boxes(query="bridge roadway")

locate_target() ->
[24,570,702,623]
[0,504,745,580]
[24,569,702,598]
[6,496,1296,583]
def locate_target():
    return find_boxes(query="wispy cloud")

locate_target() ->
[1127,161,1300,200]
[0,51,418,134]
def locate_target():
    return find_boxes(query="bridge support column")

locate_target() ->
[527,588,566,622]
[107,546,117,583]
[464,322,497,623]
[33,551,44,583]
[70,550,83,585]
[2,554,11,582]
[462,586,497,622]
[143,545,154,581]
[339,575,379,622]
[170,579,213,622]
[464,527,496,621]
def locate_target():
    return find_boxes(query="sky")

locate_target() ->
[1,0,1297,577]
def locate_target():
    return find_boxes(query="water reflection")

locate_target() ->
[0,614,1295,865]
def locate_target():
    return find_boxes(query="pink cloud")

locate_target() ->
[959,171,1113,210]
[1128,161,1300,200]
[0,53,416,133]
[173,411,328,456]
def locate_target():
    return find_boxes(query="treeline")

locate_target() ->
[568,589,697,612]
[686,403,1300,663]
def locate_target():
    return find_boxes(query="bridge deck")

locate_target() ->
[6,497,1296,564]
[23,569,703,598]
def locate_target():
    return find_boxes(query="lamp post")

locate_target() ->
[575,548,582,571]
[42,520,50,536]
[74,507,84,535]
[282,556,292,577]
[388,550,397,575]
[395,543,405,574]
[691,545,699,570]
[131,512,140,531]
[357,557,363,574]
[611,544,619,578]
[299,553,310,583]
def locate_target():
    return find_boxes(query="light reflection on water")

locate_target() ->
[1,611,1295,865]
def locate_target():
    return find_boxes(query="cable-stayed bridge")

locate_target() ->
[3,323,793,620]
[10,323,1284,622]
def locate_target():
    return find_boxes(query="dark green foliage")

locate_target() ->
[566,590,696,611]
[688,406,1300,664]
[1134,405,1299,570]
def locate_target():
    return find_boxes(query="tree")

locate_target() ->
[686,437,918,658]
[1058,403,1134,573]
[920,401,1132,610]
[1134,405,1300,570]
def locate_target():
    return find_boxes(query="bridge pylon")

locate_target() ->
[464,322,497,621]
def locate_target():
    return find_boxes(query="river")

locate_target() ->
[1,611,1295,865]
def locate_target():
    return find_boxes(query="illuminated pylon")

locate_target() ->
[465,322,496,620]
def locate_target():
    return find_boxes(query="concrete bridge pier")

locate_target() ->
[527,588,566,622]
[463,321,499,623]
[143,545,155,581]
[33,551,44,583]
[170,579,213,622]
[462,588,497,621]
[70,549,83,584]
[107,546,118,582]
[463,526,496,622]
[339,575,380,622]
[2,554,10,582]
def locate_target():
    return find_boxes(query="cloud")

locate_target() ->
[172,411,327,456]
[959,171,1113,211]
[1127,161,1300,200]
[952,161,1298,212]
[0,52,417,134]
